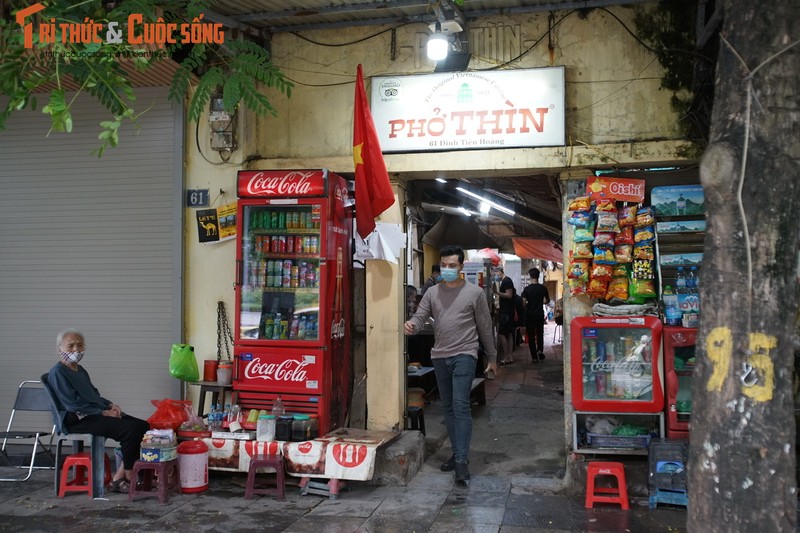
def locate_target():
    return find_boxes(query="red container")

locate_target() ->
[203,360,218,382]
[177,440,208,493]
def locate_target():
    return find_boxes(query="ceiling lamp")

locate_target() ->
[427,22,449,61]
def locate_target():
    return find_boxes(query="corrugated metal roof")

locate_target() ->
[209,0,656,33]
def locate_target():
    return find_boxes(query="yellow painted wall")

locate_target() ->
[182,3,697,423]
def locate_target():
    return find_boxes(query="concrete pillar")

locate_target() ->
[365,183,406,430]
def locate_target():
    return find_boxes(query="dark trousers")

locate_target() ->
[526,315,546,357]
[66,413,150,470]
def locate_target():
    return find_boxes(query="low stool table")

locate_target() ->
[129,459,180,504]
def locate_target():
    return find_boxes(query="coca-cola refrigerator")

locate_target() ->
[663,326,696,440]
[233,169,352,436]
[570,316,664,413]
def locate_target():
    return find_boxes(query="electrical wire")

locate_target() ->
[290,21,424,47]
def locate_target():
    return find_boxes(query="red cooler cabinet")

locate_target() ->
[663,326,697,440]
[233,169,352,436]
[571,316,664,413]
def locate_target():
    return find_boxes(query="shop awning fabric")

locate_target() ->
[421,214,500,251]
[512,238,563,264]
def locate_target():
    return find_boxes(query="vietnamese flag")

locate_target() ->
[353,64,395,240]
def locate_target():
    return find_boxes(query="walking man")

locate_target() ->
[404,245,497,485]
[521,267,550,362]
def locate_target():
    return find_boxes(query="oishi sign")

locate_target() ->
[370,67,565,152]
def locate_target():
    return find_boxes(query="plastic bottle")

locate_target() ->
[229,404,241,425]
[272,313,282,340]
[272,396,285,417]
[289,316,299,340]
[257,414,276,442]
[298,316,307,340]
[674,267,687,294]
[687,266,699,293]
[208,404,218,430]
[223,403,231,427]
[662,285,681,326]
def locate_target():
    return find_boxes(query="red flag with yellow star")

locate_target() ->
[353,64,394,240]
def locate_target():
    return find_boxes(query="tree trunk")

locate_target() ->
[688,1,800,531]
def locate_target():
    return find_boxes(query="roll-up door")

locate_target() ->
[0,87,183,427]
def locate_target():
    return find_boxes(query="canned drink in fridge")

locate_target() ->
[295,236,304,254]
[298,263,307,288]
[594,373,606,397]
[278,211,286,229]
[292,211,300,229]
[587,339,597,361]
[605,341,616,362]
[271,211,278,228]
[286,236,294,252]
[596,340,606,362]
[290,266,299,288]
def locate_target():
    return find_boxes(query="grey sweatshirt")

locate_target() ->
[408,280,497,364]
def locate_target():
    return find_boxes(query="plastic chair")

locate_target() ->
[0,380,55,482]
[129,459,181,504]
[40,373,108,498]
[58,451,112,497]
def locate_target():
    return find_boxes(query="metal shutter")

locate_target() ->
[0,87,183,428]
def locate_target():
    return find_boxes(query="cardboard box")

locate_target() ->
[140,445,177,462]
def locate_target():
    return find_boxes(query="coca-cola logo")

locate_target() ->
[331,318,346,339]
[331,443,367,468]
[334,185,348,204]
[211,439,227,449]
[590,359,647,375]
[298,442,313,453]
[244,357,310,382]
[244,441,279,456]
[245,171,314,196]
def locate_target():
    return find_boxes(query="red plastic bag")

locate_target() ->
[147,399,191,430]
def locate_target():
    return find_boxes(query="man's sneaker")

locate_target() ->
[440,455,456,472]
[537,351,545,361]
[455,462,471,484]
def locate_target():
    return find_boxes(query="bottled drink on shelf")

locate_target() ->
[289,316,299,339]
[662,285,681,326]
[229,404,241,424]
[272,313,282,340]
[223,403,231,426]
[272,396,285,417]
[687,266,699,294]
[298,316,307,340]
[675,267,687,294]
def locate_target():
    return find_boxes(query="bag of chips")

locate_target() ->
[633,244,654,260]
[569,278,588,296]
[574,222,596,242]
[629,277,656,300]
[593,247,616,265]
[634,226,655,244]
[595,198,617,213]
[616,226,634,245]
[612,263,630,278]
[588,278,609,299]
[618,205,637,227]
[567,211,592,228]
[632,259,655,280]
[593,232,616,247]
[573,241,593,259]
[591,264,614,282]
[635,206,655,227]
[568,259,591,280]
[606,277,629,301]
[614,244,633,263]
[596,212,621,233]
[568,196,591,212]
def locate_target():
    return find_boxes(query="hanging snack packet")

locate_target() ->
[569,278,589,296]
[573,241,593,260]
[616,226,634,245]
[574,222,596,242]
[633,243,654,260]
[595,198,618,213]
[567,210,592,228]
[632,259,655,280]
[593,247,616,265]
[568,196,591,212]
[614,244,633,263]
[596,212,621,233]
[606,277,629,301]
[588,278,609,299]
[612,263,630,278]
[629,277,657,300]
[634,226,655,244]
[568,259,591,280]
[618,204,637,227]
[635,206,655,227]
[593,232,616,247]
[591,264,614,282]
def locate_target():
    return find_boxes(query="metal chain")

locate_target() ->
[217,301,234,361]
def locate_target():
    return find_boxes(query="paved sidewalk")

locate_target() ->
[0,322,689,532]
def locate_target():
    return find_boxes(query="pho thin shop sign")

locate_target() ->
[370,67,565,152]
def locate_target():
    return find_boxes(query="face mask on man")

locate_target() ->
[60,350,84,364]
[440,267,459,283]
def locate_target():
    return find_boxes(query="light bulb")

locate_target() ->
[426,23,448,61]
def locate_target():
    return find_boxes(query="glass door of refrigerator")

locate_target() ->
[580,327,657,403]
[240,203,322,341]
[672,344,695,422]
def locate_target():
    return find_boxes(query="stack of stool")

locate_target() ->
[585,461,629,510]
[58,452,112,498]
[244,454,285,500]
[129,459,180,504]
[648,439,688,509]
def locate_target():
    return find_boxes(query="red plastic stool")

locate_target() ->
[585,461,629,509]
[58,452,112,498]
[244,454,285,500]
[128,459,180,504]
